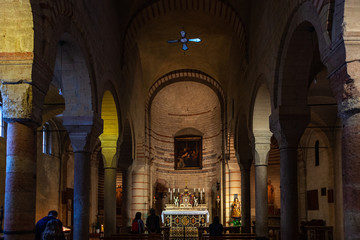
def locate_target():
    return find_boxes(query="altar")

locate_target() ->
[161,187,209,238]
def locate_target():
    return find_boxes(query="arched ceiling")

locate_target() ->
[118,0,249,89]
[137,11,242,88]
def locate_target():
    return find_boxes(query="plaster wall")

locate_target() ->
[305,132,335,227]
[35,127,61,222]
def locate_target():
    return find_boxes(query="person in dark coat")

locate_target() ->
[209,216,223,236]
[146,208,161,233]
[35,210,64,240]
[41,219,66,240]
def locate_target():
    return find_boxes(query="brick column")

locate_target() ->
[4,122,37,240]
[270,108,309,240]
[254,131,271,238]
[329,61,360,239]
[64,116,102,240]
[0,74,44,240]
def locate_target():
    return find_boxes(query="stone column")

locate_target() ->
[64,116,102,240]
[240,163,251,233]
[270,108,309,240]
[101,147,117,237]
[4,122,37,240]
[104,166,116,236]
[121,170,129,232]
[254,131,271,238]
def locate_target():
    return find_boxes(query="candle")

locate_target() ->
[169,188,170,192]
[178,188,179,193]
[173,188,175,193]
[198,188,200,192]
[194,188,196,193]
[203,188,205,192]
[200,191,202,200]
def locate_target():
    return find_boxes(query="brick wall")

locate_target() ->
[150,81,222,206]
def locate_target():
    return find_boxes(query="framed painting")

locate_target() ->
[174,136,202,170]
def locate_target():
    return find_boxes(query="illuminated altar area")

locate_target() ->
[161,186,209,238]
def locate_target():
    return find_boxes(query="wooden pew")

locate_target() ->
[101,233,163,240]
[201,233,257,240]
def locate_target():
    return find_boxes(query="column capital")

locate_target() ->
[63,114,103,153]
[270,106,310,149]
[0,81,45,127]
[328,61,360,121]
[254,131,271,166]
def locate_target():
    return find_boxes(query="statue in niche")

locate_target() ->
[231,197,241,218]
[268,180,275,205]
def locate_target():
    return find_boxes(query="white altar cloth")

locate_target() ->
[161,210,210,223]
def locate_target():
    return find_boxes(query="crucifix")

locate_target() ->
[167,30,201,51]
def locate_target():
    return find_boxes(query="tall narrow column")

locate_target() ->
[254,132,271,238]
[101,146,117,237]
[121,170,129,232]
[104,166,117,236]
[73,151,91,240]
[240,164,251,233]
[4,122,37,240]
[270,109,309,240]
[64,116,102,240]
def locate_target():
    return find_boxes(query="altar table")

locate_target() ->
[161,210,209,237]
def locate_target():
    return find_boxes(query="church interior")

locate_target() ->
[0,0,359,239]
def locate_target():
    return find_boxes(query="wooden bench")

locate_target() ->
[101,233,163,240]
[201,233,257,240]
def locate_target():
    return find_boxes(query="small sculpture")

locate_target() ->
[174,196,179,207]
[231,197,241,218]
[193,196,199,207]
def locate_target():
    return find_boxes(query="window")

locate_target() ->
[42,123,51,154]
[315,140,320,166]
[0,105,5,137]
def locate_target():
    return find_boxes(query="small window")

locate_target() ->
[42,123,51,154]
[315,140,320,166]
[0,106,5,138]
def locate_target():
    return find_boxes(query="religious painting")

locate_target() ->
[174,136,202,170]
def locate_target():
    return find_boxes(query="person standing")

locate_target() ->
[131,212,145,234]
[146,208,160,234]
[35,210,64,240]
